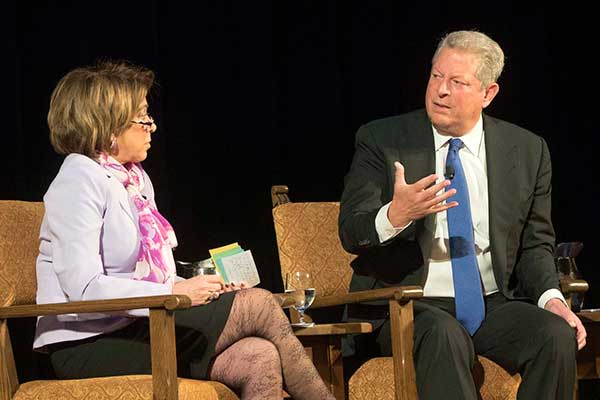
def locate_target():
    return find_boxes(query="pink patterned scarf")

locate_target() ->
[98,153,178,285]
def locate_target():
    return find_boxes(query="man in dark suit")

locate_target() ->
[339,30,586,399]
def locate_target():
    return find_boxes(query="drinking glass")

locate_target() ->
[285,271,316,328]
[175,258,217,278]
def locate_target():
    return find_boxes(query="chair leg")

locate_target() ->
[389,299,418,400]
[0,320,19,400]
[149,309,179,400]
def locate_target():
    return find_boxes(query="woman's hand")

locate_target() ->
[221,281,248,293]
[173,275,225,306]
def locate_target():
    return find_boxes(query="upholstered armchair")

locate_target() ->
[270,185,589,400]
[0,200,239,400]
[271,186,424,400]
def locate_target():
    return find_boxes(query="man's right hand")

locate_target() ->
[387,161,458,227]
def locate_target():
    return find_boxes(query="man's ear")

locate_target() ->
[482,83,499,108]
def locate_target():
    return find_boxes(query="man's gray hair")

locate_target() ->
[433,30,505,88]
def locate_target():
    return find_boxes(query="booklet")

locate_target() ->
[209,243,260,287]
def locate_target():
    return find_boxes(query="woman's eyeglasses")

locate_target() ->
[131,114,154,128]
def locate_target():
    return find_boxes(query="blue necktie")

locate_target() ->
[445,138,485,335]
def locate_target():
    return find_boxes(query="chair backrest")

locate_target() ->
[271,187,355,297]
[0,201,44,307]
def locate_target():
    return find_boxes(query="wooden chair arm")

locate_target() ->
[293,322,372,336]
[577,310,600,323]
[0,294,192,319]
[560,277,589,295]
[311,285,423,309]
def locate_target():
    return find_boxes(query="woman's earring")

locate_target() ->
[110,137,118,154]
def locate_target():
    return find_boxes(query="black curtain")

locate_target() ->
[4,1,596,300]
[3,4,598,390]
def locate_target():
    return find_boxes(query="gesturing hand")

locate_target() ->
[173,274,225,306]
[387,161,458,227]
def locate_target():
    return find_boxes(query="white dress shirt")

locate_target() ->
[374,115,564,308]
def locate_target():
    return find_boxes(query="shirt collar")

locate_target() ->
[433,115,484,156]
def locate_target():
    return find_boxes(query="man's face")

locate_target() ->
[425,47,498,136]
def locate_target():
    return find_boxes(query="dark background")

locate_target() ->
[2,0,598,392]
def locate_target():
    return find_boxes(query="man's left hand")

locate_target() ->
[545,298,587,350]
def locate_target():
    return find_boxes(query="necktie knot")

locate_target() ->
[448,138,463,153]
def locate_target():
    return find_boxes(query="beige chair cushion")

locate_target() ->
[348,357,395,400]
[348,356,520,400]
[475,356,521,400]
[15,375,239,400]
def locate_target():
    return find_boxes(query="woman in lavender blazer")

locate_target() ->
[34,61,334,400]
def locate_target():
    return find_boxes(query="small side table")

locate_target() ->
[294,322,372,400]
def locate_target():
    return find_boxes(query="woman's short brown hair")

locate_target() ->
[47,61,155,158]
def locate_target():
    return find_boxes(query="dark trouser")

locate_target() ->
[375,293,577,400]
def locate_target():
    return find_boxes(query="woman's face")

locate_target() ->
[113,99,156,164]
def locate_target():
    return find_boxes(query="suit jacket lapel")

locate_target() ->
[402,111,436,262]
[484,114,518,284]
[401,110,435,197]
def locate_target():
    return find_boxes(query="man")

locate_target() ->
[339,30,586,399]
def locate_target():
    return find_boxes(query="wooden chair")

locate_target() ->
[0,200,239,400]
[270,185,589,400]
[271,186,422,400]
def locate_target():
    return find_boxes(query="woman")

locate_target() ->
[34,61,334,400]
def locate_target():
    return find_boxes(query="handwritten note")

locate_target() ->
[220,250,261,287]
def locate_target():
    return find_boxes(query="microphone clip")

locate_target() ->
[445,165,455,180]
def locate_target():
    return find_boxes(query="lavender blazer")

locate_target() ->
[33,154,173,349]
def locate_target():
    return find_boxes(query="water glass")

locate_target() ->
[285,271,316,327]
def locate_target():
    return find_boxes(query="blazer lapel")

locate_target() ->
[400,113,436,262]
[104,171,136,224]
[401,110,436,185]
[484,115,518,282]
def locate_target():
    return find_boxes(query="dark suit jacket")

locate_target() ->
[339,109,558,309]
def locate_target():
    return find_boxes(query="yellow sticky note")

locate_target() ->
[209,242,240,256]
